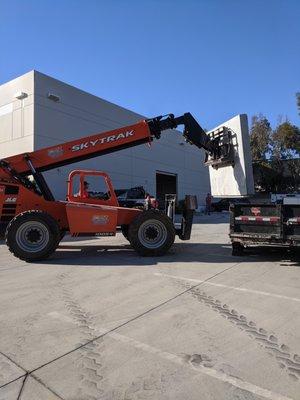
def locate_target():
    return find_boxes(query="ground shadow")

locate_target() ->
[180,213,230,225]
[1,221,298,267]
[40,241,300,267]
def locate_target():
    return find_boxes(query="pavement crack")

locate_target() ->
[0,351,64,399]
[16,372,28,400]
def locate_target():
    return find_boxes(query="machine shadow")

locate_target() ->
[42,241,300,267]
[179,214,230,225]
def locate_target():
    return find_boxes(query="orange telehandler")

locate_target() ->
[0,113,234,261]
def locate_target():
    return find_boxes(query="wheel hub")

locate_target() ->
[145,226,159,240]
[16,221,50,253]
[138,219,168,249]
[26,228,42,243]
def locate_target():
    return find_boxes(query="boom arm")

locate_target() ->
[147,113,234,168]
[0,112,234,199]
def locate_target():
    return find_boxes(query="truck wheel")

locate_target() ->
[128,210,175,256]
[120,225,129,241]
[232,242,244,256]
[6,211,60,262]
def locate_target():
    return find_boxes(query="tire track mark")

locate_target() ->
[56,272,105,400]
[15,312,40,352]
[102,372,170,400]
[176,280,300,382]
[56,272,169,400]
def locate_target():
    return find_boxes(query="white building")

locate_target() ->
[0,71,210,205]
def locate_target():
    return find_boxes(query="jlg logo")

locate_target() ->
[71,130,134,152]
[5,197,17,203]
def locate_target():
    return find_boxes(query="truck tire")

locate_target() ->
[128,210,175,256]
[120,225,129,241]
[6,210,60,262]
[232,242,244,256]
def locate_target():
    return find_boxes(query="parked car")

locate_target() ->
[115,186,147,208]
[211,197,250,212]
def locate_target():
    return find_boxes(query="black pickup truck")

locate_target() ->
[230,201,300,255]
[115,186,146,209]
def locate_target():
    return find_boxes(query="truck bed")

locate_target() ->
[230,202,300,254]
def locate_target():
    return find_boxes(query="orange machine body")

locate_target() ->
[65,170,142,235]
[0,171,141,237]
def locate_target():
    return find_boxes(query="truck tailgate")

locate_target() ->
[230,203,300,246]
[230,203,282,240]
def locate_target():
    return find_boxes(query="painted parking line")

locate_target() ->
[48,311,295,400]
[154,272,300,303]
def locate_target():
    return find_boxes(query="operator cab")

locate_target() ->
[67,170,119,207]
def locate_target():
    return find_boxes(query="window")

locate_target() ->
[72,174,81,197]
[83,175,111,200]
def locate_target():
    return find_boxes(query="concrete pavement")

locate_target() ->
[0,213,299,399]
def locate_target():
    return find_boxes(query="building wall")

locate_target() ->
[0,71,34,157]
[0,71,210,206]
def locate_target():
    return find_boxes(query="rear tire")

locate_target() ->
[6,210,60,262]
[128,210,175,256]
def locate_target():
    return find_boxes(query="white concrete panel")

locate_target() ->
[0,71,34,108]
[208,114,254,197]
[0,103,13,117]
[12,108,22,139]
[0,71,34,157]
[0,135,34,158]
[23,103,34,137]
[0,112,12,143]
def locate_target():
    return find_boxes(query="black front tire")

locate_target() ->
[6,210,60,262]
[128,210,175,256]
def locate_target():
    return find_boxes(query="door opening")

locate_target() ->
[156,172,177,209]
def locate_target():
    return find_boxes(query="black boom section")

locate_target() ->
[147,112,234,169]
[24,155,55,201]
[147,113,211,151]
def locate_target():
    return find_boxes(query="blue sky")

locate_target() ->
[0,0,299,130]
